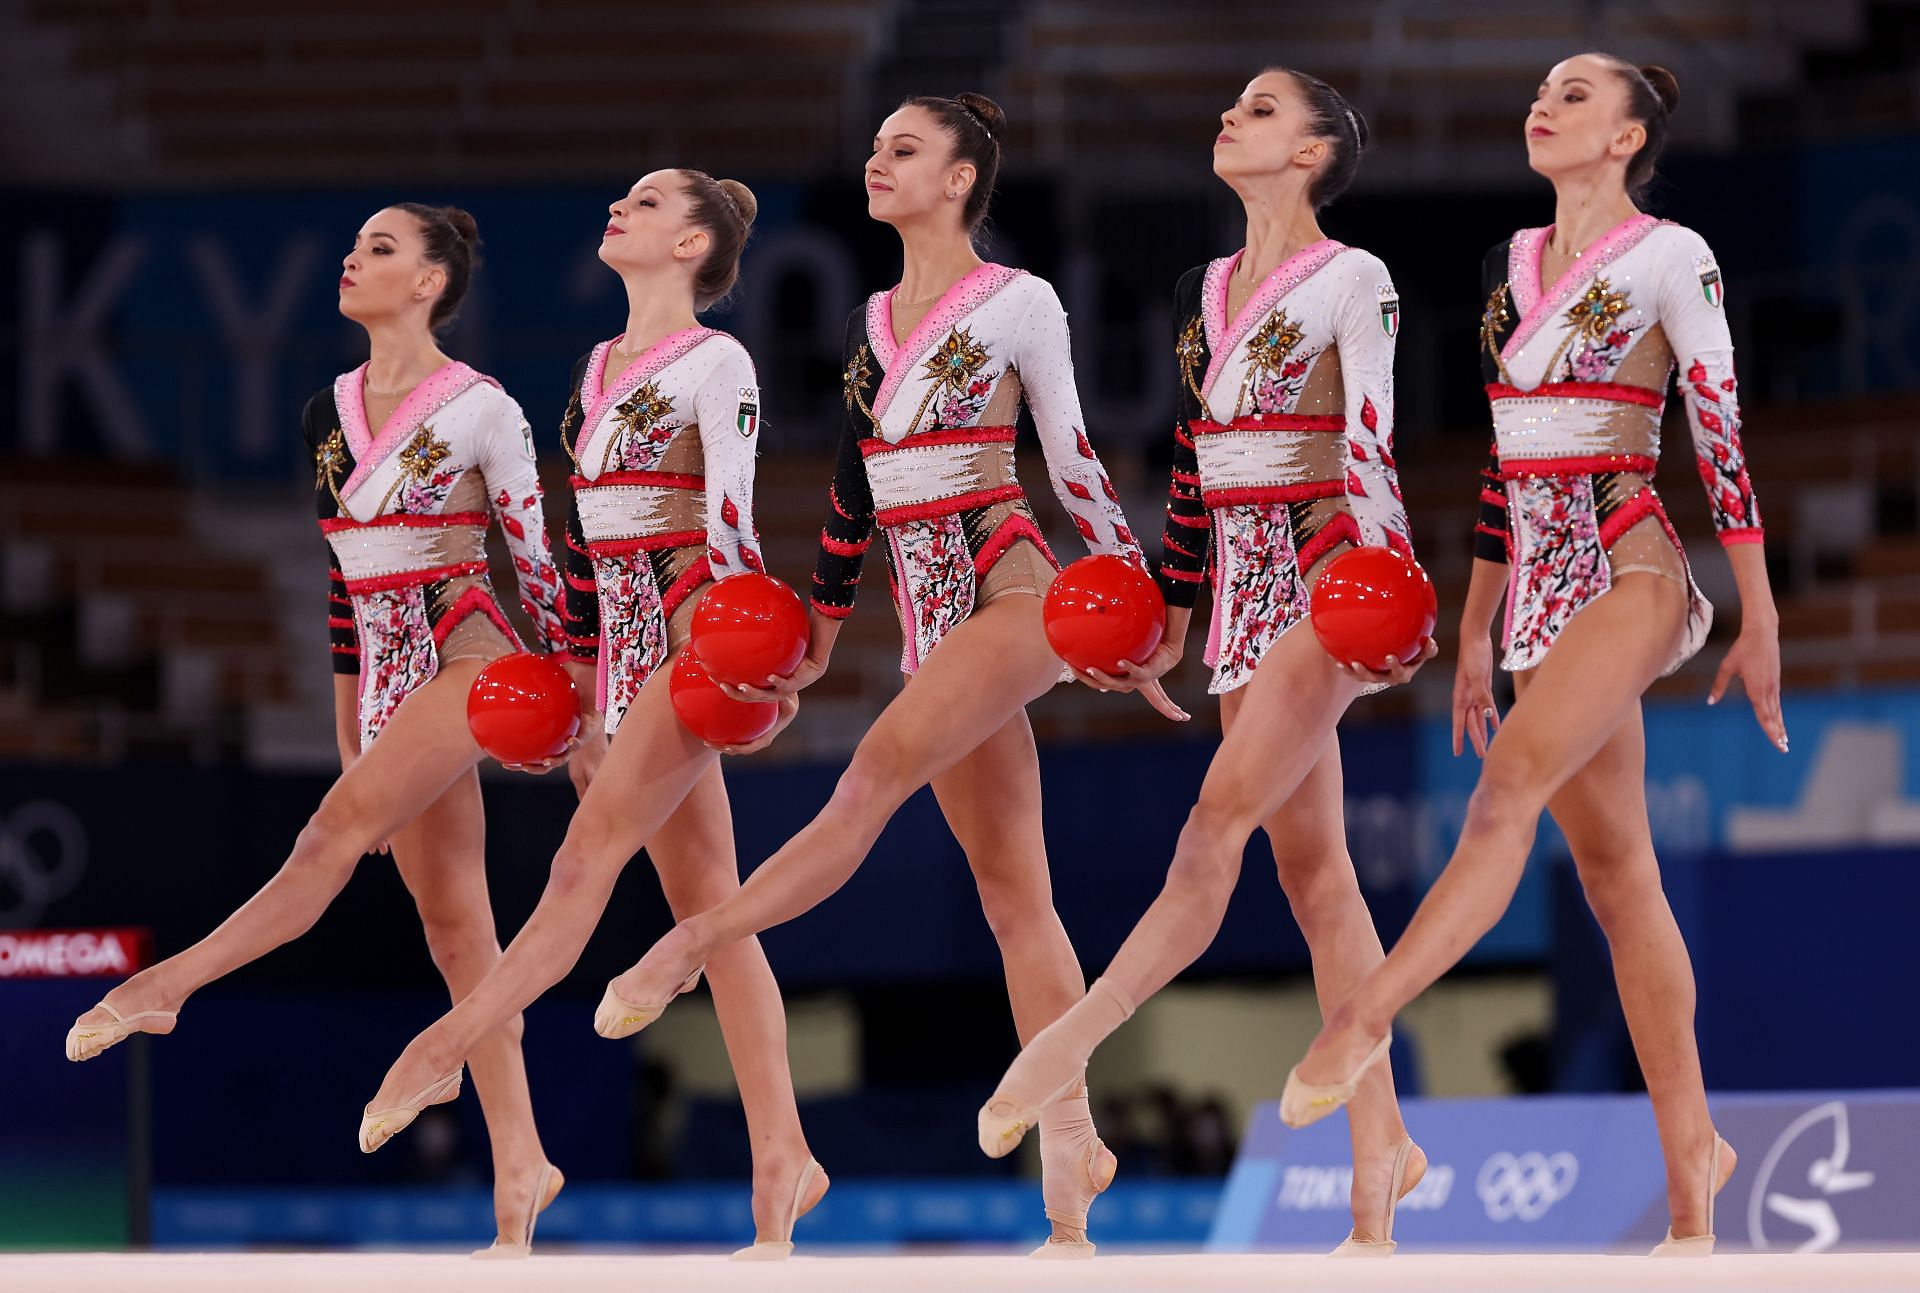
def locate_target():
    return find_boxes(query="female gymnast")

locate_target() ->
[66,203,569,1256]
[975,68,1436,1256]
[1279,55,1783,1258]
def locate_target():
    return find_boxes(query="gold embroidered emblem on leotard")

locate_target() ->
[1480,282,1513,382]
[604,382,675,473]
[314,424,348,511]
[1175,315,1206,406]
[560,390,586,473]
[378,423,453,513]
[1232,309,1304,420]
[907,327,991,433]
[1566,278,1629,344]
[1543,278,1631,381]
[844,343,878,430]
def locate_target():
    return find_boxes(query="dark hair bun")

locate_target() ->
[1640,65,1680,114]
[392,201,480,331]
[441,206,480,248]
[717,179,758,229]
[953,91,1007,137]
[677,170,755,311]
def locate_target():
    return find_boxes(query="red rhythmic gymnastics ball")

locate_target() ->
[1042,555,1167,675]
[1309,546,1437,672]
[691,573,809,687]
[467,653,581,764]
[669,650,779,747]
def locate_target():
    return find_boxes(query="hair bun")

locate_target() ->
[1640,65,1680,114]
[1349,104,1371,150]
[717,179,758,229]
[441,206,481,248]
[953,91,1007,139]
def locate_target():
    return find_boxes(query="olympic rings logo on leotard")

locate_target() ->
[1476,1151,1580,1222]
[0,800,89,923]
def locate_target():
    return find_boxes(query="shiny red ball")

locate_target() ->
[669,651,779,747]
[466,653,581,764]
[1042,555,1167,675]
[691,573,810,687]
[1309,546,1437,672]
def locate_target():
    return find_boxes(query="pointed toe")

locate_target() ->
[358,1068,463,1155]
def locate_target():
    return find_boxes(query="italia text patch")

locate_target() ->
[1693,254,1723,308]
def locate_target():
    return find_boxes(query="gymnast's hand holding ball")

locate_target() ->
[466,652,588,774]
[1045,554,1190,723]
[676,573,811,756]
[1309,545,1439,687]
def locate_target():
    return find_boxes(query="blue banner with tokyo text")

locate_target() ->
[1210,1091,1920,1252]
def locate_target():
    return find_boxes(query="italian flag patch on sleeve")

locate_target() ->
[1694,255,1723,308]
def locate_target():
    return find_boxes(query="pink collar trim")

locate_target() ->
[865,289,901,375]
[1503,214,1663,361]
[868,263,1025,420]
[579,326,721,444]
[1199,240,1347,398]
[335,360,493,500]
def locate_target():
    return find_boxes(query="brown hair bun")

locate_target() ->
[716,178,758,228]
[1640,64,1680,115]
[952,91,1007,138]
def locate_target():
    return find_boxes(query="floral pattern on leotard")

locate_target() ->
[355,584,439,745]
[1211,502,1311,692]
[1683,360,1758,534]
[1251,353,1315,416]
[936,371,997,430]
[890,515,976,671]
[607,383,681,473]
[387,424,459,515]
[396,466,458,515]
[1567,324,1635,382]
[1504,475,1611,670]
[592,549,669,735]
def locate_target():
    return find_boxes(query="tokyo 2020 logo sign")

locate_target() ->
[1476,1151,1580,1222]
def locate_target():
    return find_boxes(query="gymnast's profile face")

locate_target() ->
[337,208,443,325]
[864,104,970,230]
[600,170,708,275]
[1525,54,1643,180]
[1213,71,1328,186]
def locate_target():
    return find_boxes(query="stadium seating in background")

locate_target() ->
[1000,0,1866,183]
[0,458,293,762]
[9,0,889,183]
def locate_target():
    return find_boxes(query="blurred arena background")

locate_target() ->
[3,0,1919,1263]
